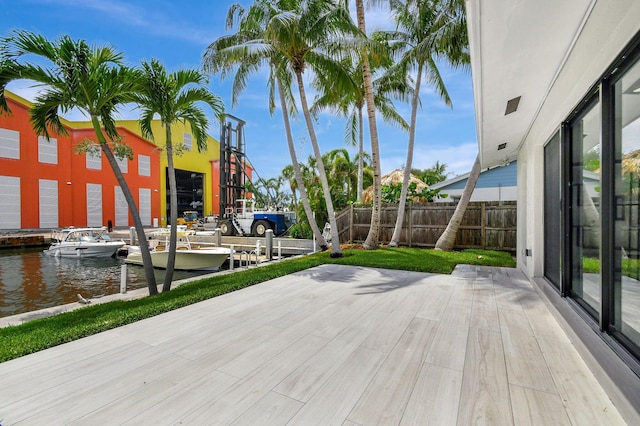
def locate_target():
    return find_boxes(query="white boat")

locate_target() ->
[125,229,231,271]
[44,227,126,258]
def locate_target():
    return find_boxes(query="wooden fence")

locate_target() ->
[335,201,517,253]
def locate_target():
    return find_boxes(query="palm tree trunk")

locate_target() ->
[90,116,158,295]
[356,0,382,250]
[390,65,423,247]
[294,71,342,256]
[278,79,327,249]
[435,155,481,251]
[357,105,364,204]
[163,125,178,292]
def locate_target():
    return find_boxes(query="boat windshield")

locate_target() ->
[63,229,108,242]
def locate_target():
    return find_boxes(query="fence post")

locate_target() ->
[120,264,127,294]
[129,226,136,245]
[229,244,234,271]
[215,228,222,247]
[481,202,486,250]
[265,230,273,260]
[409,202,413,247]
[349,204,354,244]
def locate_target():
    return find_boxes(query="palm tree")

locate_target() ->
[260,0,361,256]
[386,0,469,247]
[132,59,224,292]
[435,154,479,250]
[281,164,298,209]
[202,0,329,250]
[311,55,411,204]
[353,0,385,250]
[412,161,449,185]
[0,30,159,295]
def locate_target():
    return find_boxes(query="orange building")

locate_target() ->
[0,91,161,230]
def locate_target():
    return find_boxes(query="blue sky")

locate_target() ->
[2,0,478,180]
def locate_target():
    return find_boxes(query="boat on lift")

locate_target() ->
[44,227,126,258]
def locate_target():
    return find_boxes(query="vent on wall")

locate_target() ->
[505,96,521,115]
[498,143,507,150]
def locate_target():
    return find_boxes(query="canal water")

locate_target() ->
[0,247,211,318]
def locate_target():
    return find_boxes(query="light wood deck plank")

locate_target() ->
[183,334,328,424]
[273,310,388,402]
[415,280,454,321]
[498,308,557,393]
[286,345,386,425]
[509,384,571,426]
[470,283,501,332]
[360,282,431,354]
[457,327,513,426]
[71,360,237,424]
[3,341,171,423]
[347,317,439,425]
[400,363,463,426]
[537,337,627,426]
[229,391,303,426]
[521,297,571,344]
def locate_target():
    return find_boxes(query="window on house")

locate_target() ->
[86,150,102,170]
[139,188,151,226]
[0,128,20,159]
[0,175,21,228]
[183,132,192,151]
[114,186,128,227]
[38,136,58,164]
[39,179,58,228]
[138,154,150,176]
[86,183,102,226]
[115,155,128,174]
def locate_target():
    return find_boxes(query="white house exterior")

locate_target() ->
[431,161,517,203]
[467,0,640,420]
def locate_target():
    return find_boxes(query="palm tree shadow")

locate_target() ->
[293,264,438,294]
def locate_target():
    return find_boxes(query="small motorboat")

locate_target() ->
[125,227,232,271]
[44,227,126,258]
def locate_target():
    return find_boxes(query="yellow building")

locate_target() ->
[70,119,221,227]
[118,120,220,226]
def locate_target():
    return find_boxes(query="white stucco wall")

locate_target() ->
[517,0,640,278]
[433,186,517,203]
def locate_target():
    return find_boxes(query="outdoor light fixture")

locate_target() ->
[505,96,521,115]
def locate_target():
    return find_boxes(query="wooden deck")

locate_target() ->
[0,264,627,425]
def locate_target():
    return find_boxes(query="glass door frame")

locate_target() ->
[563,91,601,321]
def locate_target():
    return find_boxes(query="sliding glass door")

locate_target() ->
[612,58,640,350]
[569,98,601,317]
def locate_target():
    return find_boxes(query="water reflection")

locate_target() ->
[0,247,211,318]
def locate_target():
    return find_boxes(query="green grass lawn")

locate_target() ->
[583,256,640,280]
[0,247,515,363]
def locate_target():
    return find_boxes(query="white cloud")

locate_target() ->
[26,0,221,45]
